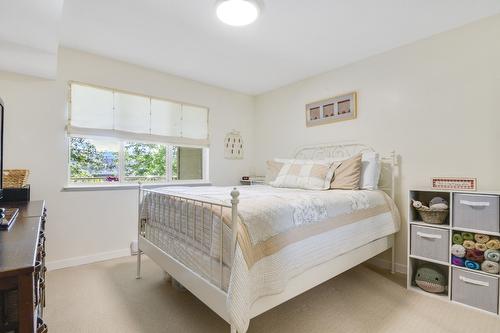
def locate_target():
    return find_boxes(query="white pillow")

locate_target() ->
[359,152,381,190]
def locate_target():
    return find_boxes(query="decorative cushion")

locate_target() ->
[330,154,362,190]
[270,159,335,190]
[265,160,284,184]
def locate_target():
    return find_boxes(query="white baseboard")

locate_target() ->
[367,257,407,274]
[46,247,406,274]
[47,248,131,271]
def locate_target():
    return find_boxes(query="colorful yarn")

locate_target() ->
[486,239,500,250]
[461,232,474,241]
[452,234,463,245]
[451,256,465,267]
[462,240,476,250]
[475,243,488,252]
[481,261,500,274]
[464,260,481,270]
[484,249,500,262]
[451,244,466,258]
[474,234,490,244]
[465,249,484,263]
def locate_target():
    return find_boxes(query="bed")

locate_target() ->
[136,143,401,333]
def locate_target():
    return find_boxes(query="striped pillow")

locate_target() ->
[269,159,336,190]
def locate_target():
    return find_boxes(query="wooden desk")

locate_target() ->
[0,201,47,333]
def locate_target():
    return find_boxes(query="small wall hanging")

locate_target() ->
[305,91,357,127]
[224,130,243,159]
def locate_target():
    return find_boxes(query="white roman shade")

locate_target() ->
[67,83,210,146]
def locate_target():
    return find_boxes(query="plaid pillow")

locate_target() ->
[269,159,336,190]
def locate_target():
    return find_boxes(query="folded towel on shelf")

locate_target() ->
[462,240,476,250]
[474,234,490,244]
[486,239,500,250]
[452,234,463,245]
[465,249,484,263]
[461,232,474,241]
[481,261,499,274]
[484,249,500,262]
[451,256,465,267]
[451,244,466,258]
[475,243,488,252]
[464,260,481,270]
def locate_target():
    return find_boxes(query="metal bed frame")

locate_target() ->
[136,143,399,333]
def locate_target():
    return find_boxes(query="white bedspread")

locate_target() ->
[141,185,400,332]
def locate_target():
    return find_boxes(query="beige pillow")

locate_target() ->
[270,159,335,190]
[330,154,362,190]
[265,160,284,184]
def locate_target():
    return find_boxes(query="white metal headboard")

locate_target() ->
[294,143,398,199]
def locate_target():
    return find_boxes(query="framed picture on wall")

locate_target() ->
[305,92,357,127]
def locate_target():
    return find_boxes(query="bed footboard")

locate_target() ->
[136,185,240,291]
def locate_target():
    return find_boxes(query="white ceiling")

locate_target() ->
[3,1,500,94]
[0,0,63,78]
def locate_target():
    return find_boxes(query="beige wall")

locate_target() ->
[1,14,499,271]
[0,48,255,268]
[254,14,500,269]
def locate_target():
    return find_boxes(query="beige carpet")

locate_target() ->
[45,256,500,333]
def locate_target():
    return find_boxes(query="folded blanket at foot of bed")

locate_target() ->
[452,256,465,267]
[481,261,500,274]
[462,240,476,250]
[465,260,481,270]
[451,244,466,258]
[474,234,490,244]
[465,249,484,263]
[461,232,474,241]
[485,249,500,262]
[452,234,463,245]
[486,239,500,250]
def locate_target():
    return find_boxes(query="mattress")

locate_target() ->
[140,185,400,332]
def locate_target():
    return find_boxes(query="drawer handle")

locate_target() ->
[460,200,490,207]
[459,275,489,287]
[416,231,442,240]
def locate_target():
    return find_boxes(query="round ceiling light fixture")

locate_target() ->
[216,0,260,26]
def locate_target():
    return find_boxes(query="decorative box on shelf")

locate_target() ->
[0,185,30,202]
[408,188,500,316]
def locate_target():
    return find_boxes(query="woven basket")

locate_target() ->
[3,169,29,188]
[417,208,449,225]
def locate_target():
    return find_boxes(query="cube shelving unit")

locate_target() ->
[408,188,500,316]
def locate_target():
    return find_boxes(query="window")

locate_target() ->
[67,83,209,185]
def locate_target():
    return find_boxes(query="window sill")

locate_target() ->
[62,181,212,192]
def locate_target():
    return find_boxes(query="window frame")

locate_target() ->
[66,135,210,187]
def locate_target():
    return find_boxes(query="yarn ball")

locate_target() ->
[475,243,488,252]
[484,249,500,262]
[451,244,466,258]
[414,266,447,293]
[465,260,481,270]
[430,203,448,210]
[462,240,476,250]
[481,261,500,274]
[474,234,490,244]
[430,197,448,206]
[465,249,484,263]
[486,239,500,250]
[461,232,474,241]
[451,256,465,267]
[452,234,464,245]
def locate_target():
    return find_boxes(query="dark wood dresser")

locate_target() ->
[0,201,47,333]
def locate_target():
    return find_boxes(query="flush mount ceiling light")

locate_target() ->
[216,0,260,26]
